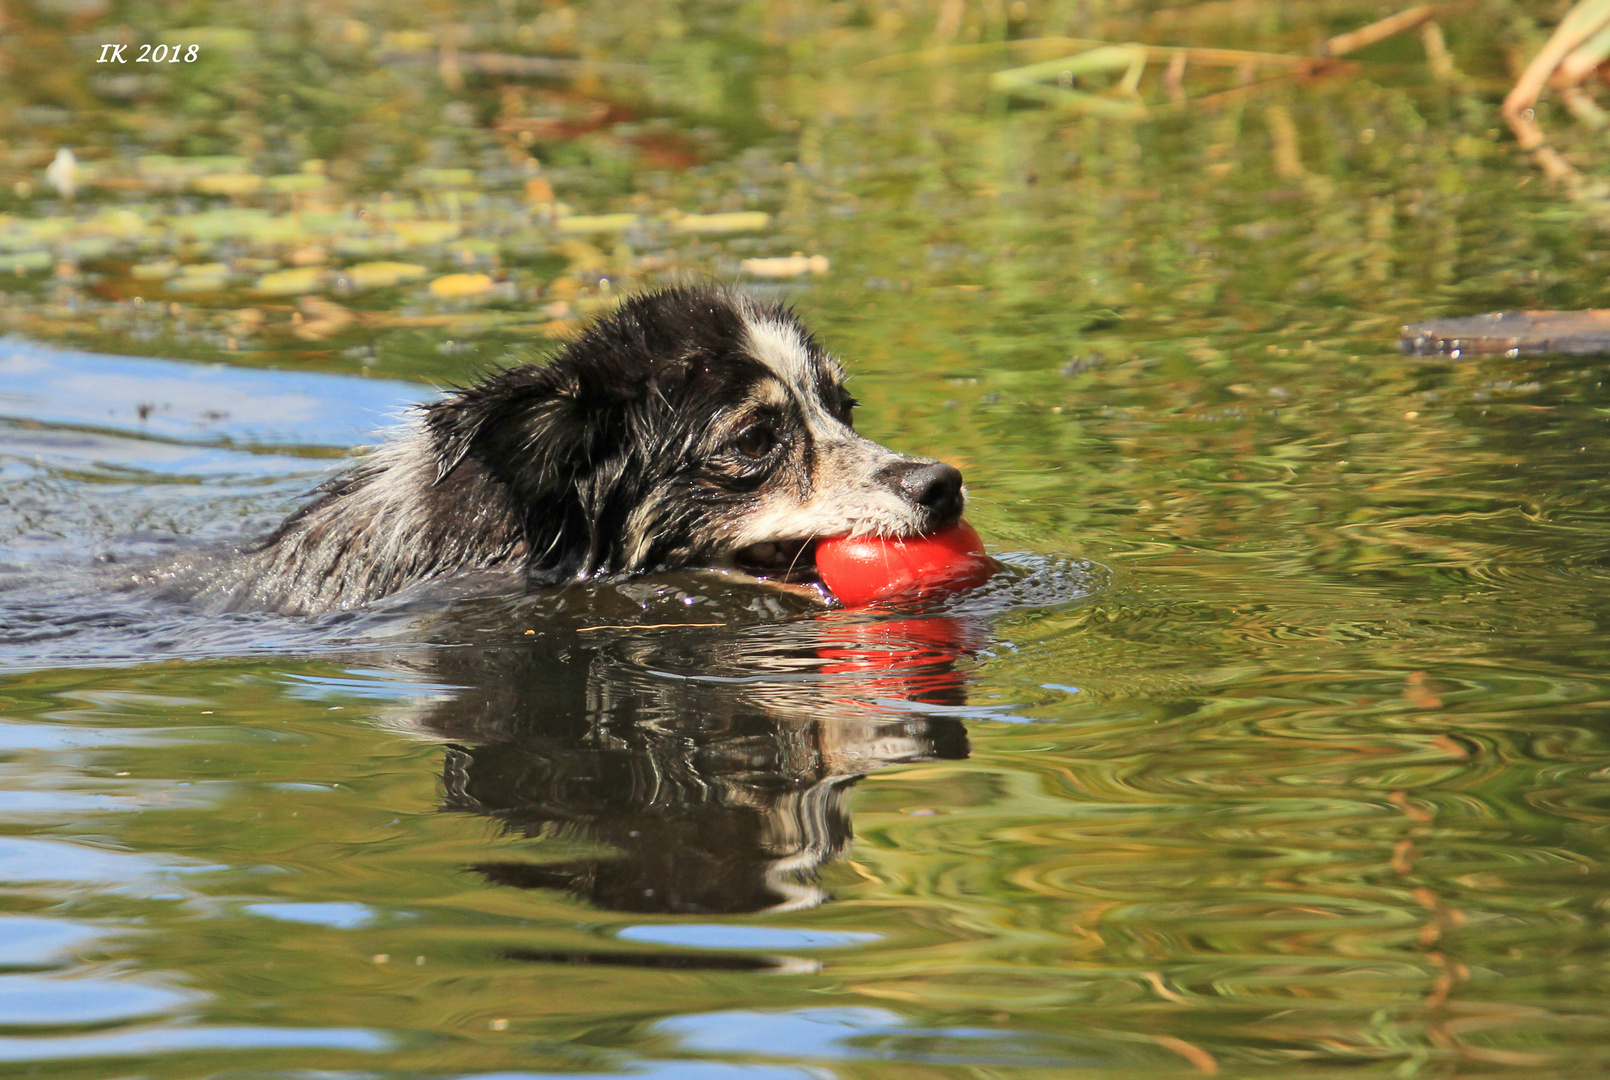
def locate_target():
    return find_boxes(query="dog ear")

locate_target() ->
[422,366,624,489]
[424,367,549,484]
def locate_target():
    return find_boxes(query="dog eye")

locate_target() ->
[732,425,776,458]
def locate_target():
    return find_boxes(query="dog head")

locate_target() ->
[423,286,965,585]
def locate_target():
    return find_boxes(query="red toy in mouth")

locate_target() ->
[815,521,994,607]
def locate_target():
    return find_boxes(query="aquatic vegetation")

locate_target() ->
[254,266,324,295]
[427,271,495,298]
[343,260,429,290]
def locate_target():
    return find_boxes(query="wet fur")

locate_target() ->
[155,286,963,615]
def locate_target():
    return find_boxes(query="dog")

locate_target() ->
[154,286,966,615]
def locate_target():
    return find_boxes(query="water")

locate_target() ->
[8,351,1610,1080]
[7,2,1610,1075]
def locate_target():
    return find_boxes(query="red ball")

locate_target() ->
[816,520,993,607]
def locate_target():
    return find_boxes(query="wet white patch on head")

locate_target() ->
[753,378,790,409]
[741,313,818,392]
[739,307,847,435]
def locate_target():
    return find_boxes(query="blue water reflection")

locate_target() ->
[617,925,879,950]
[0,918,105,968]
[0,1026,391,1062]
[658,1006,1093,1066]
[0,341,429,449]
[246,902,380,929]
[457,1066,822,1079]
[0,975,194,1027]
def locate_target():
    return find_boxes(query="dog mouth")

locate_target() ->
[732,538,819,583]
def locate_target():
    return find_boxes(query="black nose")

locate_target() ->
[896,461,965,522]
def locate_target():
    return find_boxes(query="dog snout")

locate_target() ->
[891,461,964,524]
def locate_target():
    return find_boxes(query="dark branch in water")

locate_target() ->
[1402,309,1610,357]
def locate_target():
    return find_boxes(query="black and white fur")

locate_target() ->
[160,286,965,615]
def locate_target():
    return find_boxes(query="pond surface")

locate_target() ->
[6,3,1610,1077]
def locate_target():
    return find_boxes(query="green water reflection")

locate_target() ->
[4,0,1610,1076]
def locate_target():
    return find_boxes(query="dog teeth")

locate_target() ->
[751,542,778,563]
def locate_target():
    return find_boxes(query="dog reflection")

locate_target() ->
[394,616,977,914]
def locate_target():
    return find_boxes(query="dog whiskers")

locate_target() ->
[783,536,814,583]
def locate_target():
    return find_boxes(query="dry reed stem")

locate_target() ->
[1502,0,1610,153]
[1265,104,1305,180]
[1316,5,1437,59]
[1420,21,1458,81]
